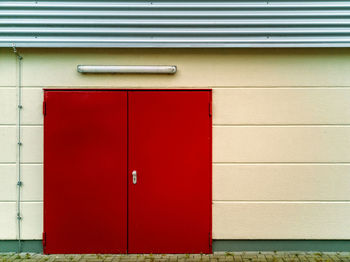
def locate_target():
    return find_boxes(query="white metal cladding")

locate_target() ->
[2,1,350,48]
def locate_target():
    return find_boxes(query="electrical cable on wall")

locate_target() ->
[12,44,23,254]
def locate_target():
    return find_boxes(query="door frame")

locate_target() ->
[43,89,212,253]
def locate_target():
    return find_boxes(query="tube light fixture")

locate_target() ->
[77,65,177,74]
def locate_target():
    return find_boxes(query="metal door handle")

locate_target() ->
[132,170,137,184]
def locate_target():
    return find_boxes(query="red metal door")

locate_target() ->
[128,91,212,254]
[43,91,127,254]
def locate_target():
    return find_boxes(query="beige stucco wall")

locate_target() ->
[1,48,350,240]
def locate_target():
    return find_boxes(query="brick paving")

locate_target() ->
[1,253,350,262]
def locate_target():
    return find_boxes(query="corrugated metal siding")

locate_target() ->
[2,1,350,48]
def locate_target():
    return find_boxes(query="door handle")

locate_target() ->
[132,170,137,184]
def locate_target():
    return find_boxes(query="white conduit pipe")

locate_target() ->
[77,65,177,74]
[12,44,23,253]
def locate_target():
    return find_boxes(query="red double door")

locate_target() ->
[43,90,212,254]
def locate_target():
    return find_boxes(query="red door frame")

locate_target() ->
[43,89,212,254]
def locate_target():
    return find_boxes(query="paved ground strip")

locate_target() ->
[1,253,350,262]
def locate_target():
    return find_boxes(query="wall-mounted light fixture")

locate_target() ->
[77,65,177,74]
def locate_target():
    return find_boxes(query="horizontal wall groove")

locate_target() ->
[0,201,43,203]
[213,124,350,127]
[2,162,348,166]
[5,124,350,128]
[213,200,350,204]
[212,86,350,89]
[9,86,350,89]
[0,124,43,127]
[213,162,350,164]
[0,163,42,165]
[0,162,42,165]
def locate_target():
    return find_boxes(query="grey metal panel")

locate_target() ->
[1,1,350,48]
